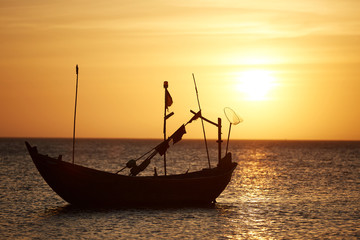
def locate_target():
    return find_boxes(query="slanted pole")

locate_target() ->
[225,123,232,155]
[192,73,211,168]
[72,64,79,165]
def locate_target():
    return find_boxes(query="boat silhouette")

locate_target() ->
[26,69,238,207]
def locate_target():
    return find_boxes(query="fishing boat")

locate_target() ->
[26,141,236,206]
[26,68,240,207]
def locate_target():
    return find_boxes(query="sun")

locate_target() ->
[236,69,276,101]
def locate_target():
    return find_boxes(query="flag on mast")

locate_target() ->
[165,88,173,110]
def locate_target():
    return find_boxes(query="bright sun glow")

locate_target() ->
[237,69,277,101]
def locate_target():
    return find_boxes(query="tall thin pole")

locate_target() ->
[72,65,79,165]
[163,81,168,175]
[192,73,211,168]
[218,118,222,162]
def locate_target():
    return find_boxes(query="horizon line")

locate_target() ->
[1,137,359,142]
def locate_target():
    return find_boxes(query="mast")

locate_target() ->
[72,65,79,164]
[217,118,222,163]
[163,81,173,175]
[163,81,167,176]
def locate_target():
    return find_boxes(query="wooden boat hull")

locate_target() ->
[26,142,237,207]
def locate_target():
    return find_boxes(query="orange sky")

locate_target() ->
[1,0,360,140]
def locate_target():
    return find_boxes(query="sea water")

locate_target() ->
[0,138,359,239]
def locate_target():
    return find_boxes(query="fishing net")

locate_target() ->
[224,107,243,125]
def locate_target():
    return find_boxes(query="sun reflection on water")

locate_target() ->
[219,145,282,239]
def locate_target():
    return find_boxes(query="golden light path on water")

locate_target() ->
[215,144,281,239]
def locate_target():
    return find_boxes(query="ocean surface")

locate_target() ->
[1,138,359,239]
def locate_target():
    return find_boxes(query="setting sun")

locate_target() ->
[236,69,277,101]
